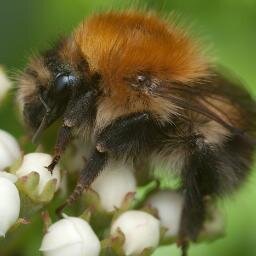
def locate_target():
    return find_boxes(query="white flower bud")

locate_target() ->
[111,210,160,255]
[16,153,61,194]
[0,129,21,171]
[40,215,100,256]
[146,190,184,238]
[0,67,11,102]
[0,177,20,237]
[91,162,136,212]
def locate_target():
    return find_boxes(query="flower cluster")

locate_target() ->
[0,68,225,255]
[39,160,225,256]
[0,130,225,255]
[0,129,61,235]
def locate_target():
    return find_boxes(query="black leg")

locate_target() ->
[178,138,221,255]
[180,243,189,256]
[47,125,72,174]
[48,91,97,174]
[56,149,107,216]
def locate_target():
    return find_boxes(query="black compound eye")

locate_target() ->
[54,73,77,93]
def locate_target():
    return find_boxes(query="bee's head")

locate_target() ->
[17,38,91,142]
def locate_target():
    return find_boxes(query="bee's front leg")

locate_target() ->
[46,125,72,174]
[47,91,97,174]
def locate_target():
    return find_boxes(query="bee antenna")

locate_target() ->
[39,93,51,114]
[32,94,51,144]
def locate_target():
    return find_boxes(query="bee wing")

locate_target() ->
[151,68,256,145]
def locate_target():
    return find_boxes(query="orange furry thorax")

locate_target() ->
[74,11,209,84]
[62,11,210,126]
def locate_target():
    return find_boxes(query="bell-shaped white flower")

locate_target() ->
[146,190,184,238]
[111,210,160,255]
[0,129,21,171]
[91,162,136,212]
[0,67,11,102]
[40,215,100,256]
[0,177,20,237]
[15,153,61,194]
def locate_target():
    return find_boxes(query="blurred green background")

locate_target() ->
[0,0,256,255]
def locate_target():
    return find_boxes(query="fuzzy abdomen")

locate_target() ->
[151,120,255,195]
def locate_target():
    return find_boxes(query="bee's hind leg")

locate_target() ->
[177,136,222,256]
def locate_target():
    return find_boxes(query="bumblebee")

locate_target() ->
[17,11,256,255]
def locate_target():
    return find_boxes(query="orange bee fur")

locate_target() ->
[59,12,209,127]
